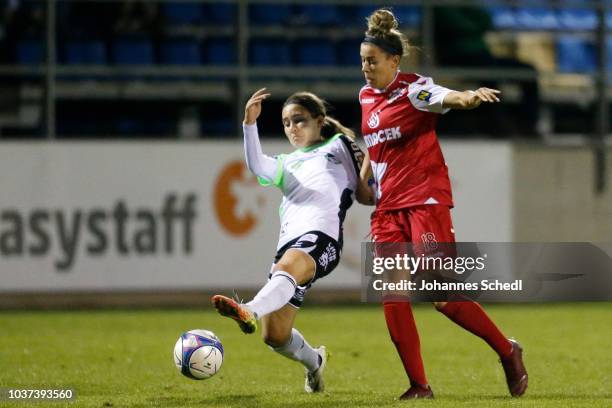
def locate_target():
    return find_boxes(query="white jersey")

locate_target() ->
[243,124,364,250]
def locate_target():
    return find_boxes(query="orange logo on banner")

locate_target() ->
[214,160,265,236]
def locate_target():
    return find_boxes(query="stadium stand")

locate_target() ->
[0,0,610,138]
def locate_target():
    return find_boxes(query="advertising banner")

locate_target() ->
[0,141,511,292]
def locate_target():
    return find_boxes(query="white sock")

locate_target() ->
[273,328,320,372]
[246,271,297,318]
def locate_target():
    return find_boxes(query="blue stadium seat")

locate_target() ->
[295,40,336,66]
[354,6,378,23]
[608,37,612,73]
[207,4,235,24]
[250,4,292,25]
[64,41,106,64]
[336,5,359,22]
[249,39,291,65]
[16,40,44,64]
[112,37,154,65]
[336,38,363,67]
[556,35,596,73]
[558,9,597,30]
[162,3,205,25]
[391,6,421,27]
[295,5,340,25]
[515,8,559,30]
[487,7,518,29]
[160,38,202,65]
[117,118,142,135]
[205,38,235,64]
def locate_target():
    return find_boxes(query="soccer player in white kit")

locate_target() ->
[212,88,374,392]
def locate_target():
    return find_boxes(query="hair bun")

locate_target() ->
[367,9,399,36]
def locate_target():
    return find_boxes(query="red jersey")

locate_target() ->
[360,71,455,210]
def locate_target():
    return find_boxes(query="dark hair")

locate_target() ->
[364,8,411,57]
[283,92,355,140]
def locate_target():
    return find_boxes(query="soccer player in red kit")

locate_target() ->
[359,9,527,399]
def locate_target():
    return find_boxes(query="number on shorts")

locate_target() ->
[370,161,387,200]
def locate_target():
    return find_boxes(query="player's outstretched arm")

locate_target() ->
[443,88,501,110]
[242,87,278,181]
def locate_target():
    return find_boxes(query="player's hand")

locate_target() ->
[467,87,501,108]
[244,88,271,125]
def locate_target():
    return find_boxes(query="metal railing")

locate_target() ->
[0,0,609,192]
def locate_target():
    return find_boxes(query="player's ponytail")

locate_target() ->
[283,92,355,141]
[364,8,411,57]
[321,117,355,140]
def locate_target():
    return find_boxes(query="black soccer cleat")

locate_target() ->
[500,339,528,397]
[399,383,434,400]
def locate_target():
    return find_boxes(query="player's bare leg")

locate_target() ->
[261,250,327,393]
[211,249,314,334]
[213,249,327,392]
[263,304,328,393]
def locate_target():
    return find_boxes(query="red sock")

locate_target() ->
[439,301,512,358]
[383,301,428,387]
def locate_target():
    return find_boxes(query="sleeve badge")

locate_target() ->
[417,90,432,102]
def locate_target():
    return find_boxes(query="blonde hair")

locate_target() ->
[283,92,356,140]
[365,8,411,57]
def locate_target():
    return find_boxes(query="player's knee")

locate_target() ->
[272,261,298,278]
[263,332,290,348]
[272,259,313,285]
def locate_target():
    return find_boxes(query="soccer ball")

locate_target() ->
[173,329,224,380]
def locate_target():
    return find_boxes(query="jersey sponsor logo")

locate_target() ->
[387,87,407,104]
[363,127,402,148]
[417,90,432,102]
[318,242,337,271]
[367,111,380,128]
[325,153,341,164]
[361,98,375,104]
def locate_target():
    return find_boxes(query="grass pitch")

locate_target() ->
[0,303,611,407]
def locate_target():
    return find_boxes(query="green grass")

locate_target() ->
[0,303,611,407]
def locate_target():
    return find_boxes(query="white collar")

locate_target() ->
[372,70,400,94]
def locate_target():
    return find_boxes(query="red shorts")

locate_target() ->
[371,205,456,258]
